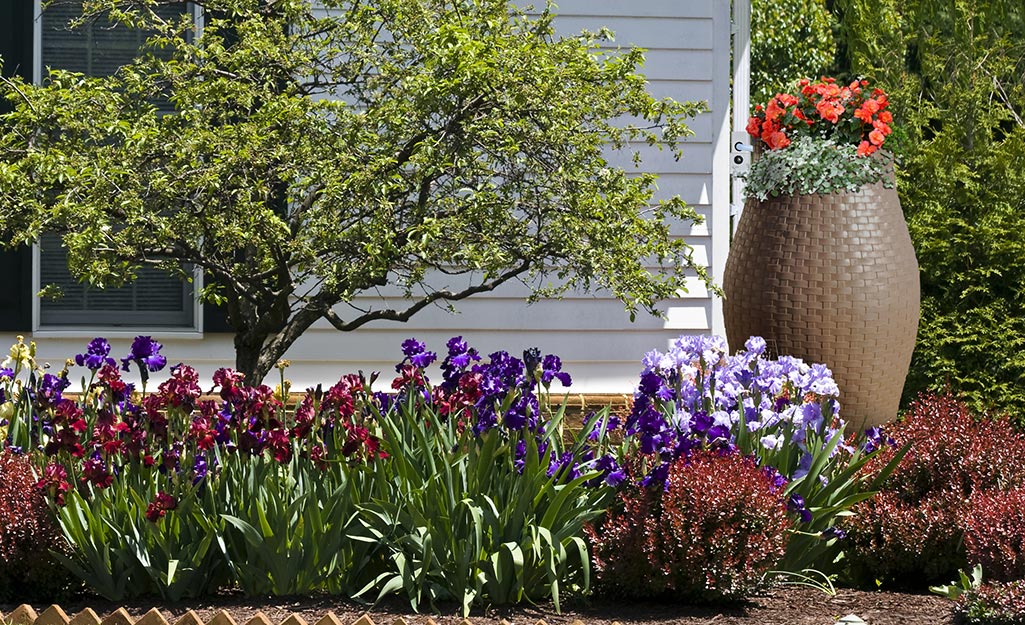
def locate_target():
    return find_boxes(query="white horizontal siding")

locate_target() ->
[21,1,730,393]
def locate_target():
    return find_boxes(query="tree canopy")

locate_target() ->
[0,0,707,382]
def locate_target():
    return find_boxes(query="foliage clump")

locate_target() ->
[956,579,1025,625]
[0,450,77,601]
[965,488,1025,583]
[588,450,791,603]
[842,393,1025,587]
[742,135,892,200]
[750,0,836,104]
[2,334,619,613]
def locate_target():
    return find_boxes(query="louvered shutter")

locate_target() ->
[37,2,196,328]
[0,1,35,331]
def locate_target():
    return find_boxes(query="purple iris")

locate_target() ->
[593,453,627,486]
[75,337,116,370]
[192,454,208,485]
[862,426,894,453]
[121,336,167,374]
[787,493,813,523]
[35,373,70,410]
[762,465,787,492]
[547,451,580,482]
[823,526,846,540]
[540,354,572,387]
[400,337,437,369]
[522,347,542,375]
[441,336,479,389]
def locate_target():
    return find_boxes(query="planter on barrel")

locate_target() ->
[723,179,919,431]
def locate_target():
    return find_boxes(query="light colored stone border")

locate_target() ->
[0,606,587,625]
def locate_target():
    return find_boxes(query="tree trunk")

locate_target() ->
[232,307,323,385]
[233,331,272,384]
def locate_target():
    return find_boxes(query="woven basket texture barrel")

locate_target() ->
[722,180,920,431]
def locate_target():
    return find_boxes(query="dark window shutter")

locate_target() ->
[37,2,203,329]
[202,279,233,332]
[0,1,34,331]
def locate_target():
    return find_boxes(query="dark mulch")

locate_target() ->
[3,587,954,625]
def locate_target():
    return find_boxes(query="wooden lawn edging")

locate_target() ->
[0,606,588,625]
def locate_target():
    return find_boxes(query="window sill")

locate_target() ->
[31,328,206,340]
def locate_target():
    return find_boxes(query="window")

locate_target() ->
[35,0,198,329]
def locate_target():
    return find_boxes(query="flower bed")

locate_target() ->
[0,333,1006,617]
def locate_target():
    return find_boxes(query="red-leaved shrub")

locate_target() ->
[0,450,75,601]
[966,488,1025,583]
[957,579,1025,624]
[588,450,791,602]
[843,393,1025,587]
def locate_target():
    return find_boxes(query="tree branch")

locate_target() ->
[320,259,532,332]
[0,75,38,114]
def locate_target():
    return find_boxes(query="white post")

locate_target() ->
[730,0,752,224]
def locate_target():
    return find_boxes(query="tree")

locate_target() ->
[750,0,835,103]
[0,0,707,383]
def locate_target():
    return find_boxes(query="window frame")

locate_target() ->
[30,0,205,336]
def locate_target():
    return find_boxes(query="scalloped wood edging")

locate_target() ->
[0,607,595,625]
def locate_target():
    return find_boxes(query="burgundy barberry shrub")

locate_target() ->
[966,488,1025,583]
[957,579,1025,625]
[588,450,791,603]
[843,393,1025,587]
[0,450,75,601]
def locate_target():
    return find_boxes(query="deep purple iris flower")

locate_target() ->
[35,373,70,410]
[192,454,208,486]
[400,337,437,369]
[441,336,480,389]
[522,347,542,374]
[823,526,846,540]
[75,337,116,370]
[540,354,572,387]
[121,336,167,374]
[787,493,813,523]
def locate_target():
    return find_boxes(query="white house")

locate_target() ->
[0,0,749,392]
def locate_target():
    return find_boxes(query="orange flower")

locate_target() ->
[873,119,892,135]
[815,98,843,124]
[869,129,885,145]
[854,99,880,123]
[857,141,876,156]
[777,93,799,108]
[878,110,893,124]
[765,96,788,121]
[766,130,790,150]
[746,116,762,137]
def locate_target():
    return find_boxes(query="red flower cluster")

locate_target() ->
[746,77,893,155]
[144,491,177,523]
[34,462,72,506]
